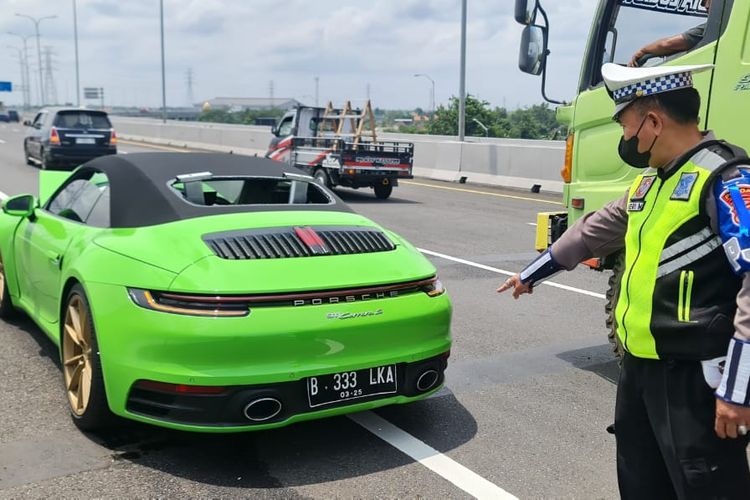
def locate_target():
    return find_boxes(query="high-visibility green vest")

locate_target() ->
[615,142,743,360]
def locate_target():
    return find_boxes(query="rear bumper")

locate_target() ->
[126,353,448,429]
[338,171,413,187]
[85,281,452,432]
[46,146,116,166]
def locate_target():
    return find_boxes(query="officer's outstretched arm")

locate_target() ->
[497,249,563,299]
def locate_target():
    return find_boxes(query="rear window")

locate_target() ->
[171,177,332,206]
[53,111,112,129]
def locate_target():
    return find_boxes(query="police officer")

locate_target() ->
[499,63,750,498]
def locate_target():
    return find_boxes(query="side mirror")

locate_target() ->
[23,120,31,127]
[518,25,547,76]
[514,0,538,25]
[2,194,37,218]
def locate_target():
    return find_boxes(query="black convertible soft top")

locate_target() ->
[70,152,350,228]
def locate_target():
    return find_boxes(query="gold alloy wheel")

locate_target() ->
[62,295,93,416]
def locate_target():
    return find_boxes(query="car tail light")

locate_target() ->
[127,288,250,317]
[133,380,227,395]
[109,129,117,146]
[49,127,61,145]
[561,133,573,183]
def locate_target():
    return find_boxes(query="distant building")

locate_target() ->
[202,97,302,112]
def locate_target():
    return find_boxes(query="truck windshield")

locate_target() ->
[586,0,714,87]
[608,2,708,66]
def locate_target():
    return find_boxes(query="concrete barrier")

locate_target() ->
[111,116,565,193]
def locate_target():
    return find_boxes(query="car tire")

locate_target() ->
[0,256,16,320]
[62,284,115,431]
[40,149,50,170]
[313,168,331,188]
[374,182,393,200]
[23,142,34,166]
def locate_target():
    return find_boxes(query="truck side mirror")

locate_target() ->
[518,25,547,76]
[514,0,538,25]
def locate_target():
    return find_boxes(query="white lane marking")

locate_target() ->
[350,411,517,499]
[418,247,606,300]
[0,190,7,200]
[120,151,128,154]
[0,139,6,144]
[526,223,536,226]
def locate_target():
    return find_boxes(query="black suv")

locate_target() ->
[24,107,117,170]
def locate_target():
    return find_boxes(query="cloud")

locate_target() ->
[0,0,600,109]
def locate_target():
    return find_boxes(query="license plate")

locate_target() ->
[307,364,398,408]
[76,137,96,144]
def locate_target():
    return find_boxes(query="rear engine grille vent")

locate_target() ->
[204,226,396,260]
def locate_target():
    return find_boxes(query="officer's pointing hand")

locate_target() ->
[497,274,533,299]
[715,398,750,439]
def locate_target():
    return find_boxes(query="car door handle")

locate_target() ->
[46,251,61,267]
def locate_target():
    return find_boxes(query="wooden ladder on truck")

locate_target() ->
[318,100,378,149]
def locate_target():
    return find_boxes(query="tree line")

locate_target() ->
[389,95,566,140]
[197,95,566,140]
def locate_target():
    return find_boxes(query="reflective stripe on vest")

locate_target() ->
[615,148,735,359]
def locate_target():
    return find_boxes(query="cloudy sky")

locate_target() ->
[0,0,598,110]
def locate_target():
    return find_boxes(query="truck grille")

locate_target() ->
[204,226,396,260]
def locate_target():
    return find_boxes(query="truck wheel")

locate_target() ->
[374,183,393,200]
[605,251,625,361]
[313,168,331,188]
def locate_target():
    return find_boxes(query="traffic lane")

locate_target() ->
[0,122,38,196]
[339,181,613,296]
[427,265,611,361]
[0,309,475,498]
[0,134,621,496]
[334,182,558,261]
[381,361,619,498]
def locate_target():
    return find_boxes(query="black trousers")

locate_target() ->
[615,353,750,499]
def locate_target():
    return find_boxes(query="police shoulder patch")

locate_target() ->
[631,175,656,201]
[719,183,750,227]
[670,172,699,201]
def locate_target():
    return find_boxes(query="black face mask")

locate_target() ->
[618,115,658,169]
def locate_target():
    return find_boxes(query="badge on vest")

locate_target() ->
[628,176,656,212]
[670,172,699,201]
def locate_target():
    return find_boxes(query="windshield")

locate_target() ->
[170,177,332,206]
[607,1,707,65]
[582,0,716,89]
[54,111,112,129]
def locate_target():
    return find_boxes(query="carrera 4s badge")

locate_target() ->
[327,309,384,320]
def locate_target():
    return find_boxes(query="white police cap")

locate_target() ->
[601,63,713,117]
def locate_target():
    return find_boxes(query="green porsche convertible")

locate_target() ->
[0,153,451,432]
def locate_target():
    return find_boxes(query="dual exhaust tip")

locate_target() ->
[243,369,439,422]
[243,397,282,422]
[416,369,439,392]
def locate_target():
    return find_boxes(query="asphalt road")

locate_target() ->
[0,122,623,498]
